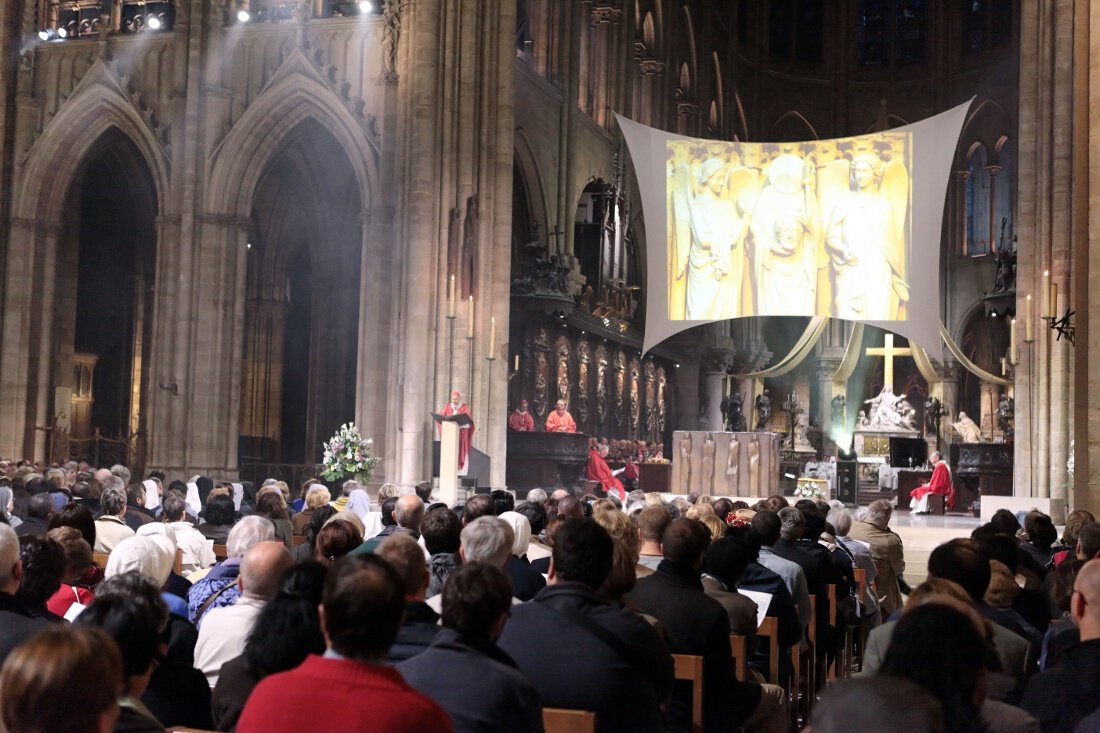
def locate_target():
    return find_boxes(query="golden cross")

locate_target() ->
[865,333,912,389]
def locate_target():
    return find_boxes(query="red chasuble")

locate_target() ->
[910,461,953,509]
[438,402,475,470]
[586,449,626,502]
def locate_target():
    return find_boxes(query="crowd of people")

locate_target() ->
[0,458,1098,732]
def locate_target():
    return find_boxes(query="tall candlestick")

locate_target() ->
[488,317,496,357]
[1051,282,1058,317]
[1025,295,1034,341]
[448,275,455,317]
[1000,357,1006,376]
[514,354,519,371]
[1010,318,1017,364]
[467,295,474,337]
[1042,270,1050,317]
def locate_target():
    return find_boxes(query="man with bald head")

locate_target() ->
[353,494,426,554]
[1022,559,1100,731]
[194,540,293,686]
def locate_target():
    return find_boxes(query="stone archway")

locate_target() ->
[238,119,363,466]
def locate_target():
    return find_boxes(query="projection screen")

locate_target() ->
[618,100,973,361]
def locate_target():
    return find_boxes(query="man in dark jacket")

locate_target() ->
[498,518,673,733]
[626,518,785,733]
[13,493,52,537]
[0,524,51,665]
[1021,558,1100,732]
[378,533,439,663]
[400,562,542,732]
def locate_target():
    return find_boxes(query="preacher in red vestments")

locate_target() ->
[438,391,474,471]
[508,400,535,432]
[587,444,626,502]
[910,451,953,513]
[545,400,577,433]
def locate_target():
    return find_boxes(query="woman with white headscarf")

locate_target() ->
[344,489,384,540]
[498,511,546,601]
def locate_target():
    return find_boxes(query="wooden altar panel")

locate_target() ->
[670,431,780,497]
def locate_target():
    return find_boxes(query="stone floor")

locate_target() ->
[891,512,981,585]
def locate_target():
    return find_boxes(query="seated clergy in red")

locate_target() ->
[438,391,474,471]
[507,399,535,432]
[586,443,626,502]
[544,400,577,433]
[910,451,953,513]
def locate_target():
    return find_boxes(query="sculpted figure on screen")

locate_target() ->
[670,158,749,320]
[825,154,910,321]
[745,154,817,315]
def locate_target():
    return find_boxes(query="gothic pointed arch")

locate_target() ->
[14,59,169,224]
[206,48,380,219]
[513,128,550,245]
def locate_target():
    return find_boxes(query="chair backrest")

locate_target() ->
[827,583,838,626]
[174,548,183,575]
[730,634,748,682]
[543,708,597,733]
[672,653,705,732]
[756,615,781,684]
[212,543,229,559]
[807,595,817,644]
[292,535,309,547]
[92,551,110,569]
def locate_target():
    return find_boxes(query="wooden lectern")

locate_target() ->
[432,412,473,506]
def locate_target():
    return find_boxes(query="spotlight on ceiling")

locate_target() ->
[147,15,162,29]
[237,9,251,22]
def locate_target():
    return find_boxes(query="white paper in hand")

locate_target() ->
[185,482,201,515]
[740,589,774,628]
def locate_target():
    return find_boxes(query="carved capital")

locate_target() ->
[677,100,699,118]
[639,58,665,76]
[704,350,735,375]
[591,6,623,25]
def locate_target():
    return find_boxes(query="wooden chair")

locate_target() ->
[212,543,229,560]
[672,653,705,733]
[729,634,748,682]
[92,551,110,569]
[292,535,309,547]
[852,567,869,671]
[756,616,781,686]
[542,708,597,733]
[173,548,184,575]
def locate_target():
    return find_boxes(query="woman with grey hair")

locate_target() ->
[0,486,21,528]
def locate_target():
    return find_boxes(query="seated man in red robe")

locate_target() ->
[910,451,953,513]
[437,391,474,471]
[586,443,626,502]
[507,400,535,432]
[545,400,577,433]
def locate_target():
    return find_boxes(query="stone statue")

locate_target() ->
[793,409,813,452]
[952,412,982,444]
[679,432,693,490]
[830,394,846,430]
[856,410,870,428]
[748,436,761,497]
[702,433,716,489]
[863,386,918,431]
[925,396,944,437]
[755,389,771,431]
[724,391,745,432]
[997,396,1014,439]
[726,437,739,478]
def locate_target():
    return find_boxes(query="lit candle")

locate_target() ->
[488,317,495,357]
[1000,357,1006,376]
[1051,282,1058,318]
[1009,318,1017,364]
[1025,295,1034,341]
[514,354,519,371]
[448,275,455,317]
[1042,270,1050,317]
[467,295,474,337]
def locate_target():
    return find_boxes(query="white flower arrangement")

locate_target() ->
[321,423,380,484]
[793,483,829,501]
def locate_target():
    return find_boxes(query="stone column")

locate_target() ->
[702,351,733,431]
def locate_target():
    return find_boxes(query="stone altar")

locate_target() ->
[505,431,588,497]
[670,431,781,497]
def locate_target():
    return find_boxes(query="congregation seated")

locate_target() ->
[751,510,813,634]
[157,491,216,573]
[93,486,135,553]
[400,561,543,733]
[636,504,672,571]
[45,526,95,619]
[499,510,547,601]
[123,482,157,531]
[498,518,675,733]
[196,494,237,544]
[313,513,365,564]
[194,540,294,687]
[235,554,453,733]
[809,676,946,733]
[291,483,331,536]
[354,494,424,554]
[254,490,294,550]
[846,499,906,617]
[211,561,327,731]
[15,536,66,624]
[378,533,440,663]
[14,492,52,538]
[1040,559,1084,670]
